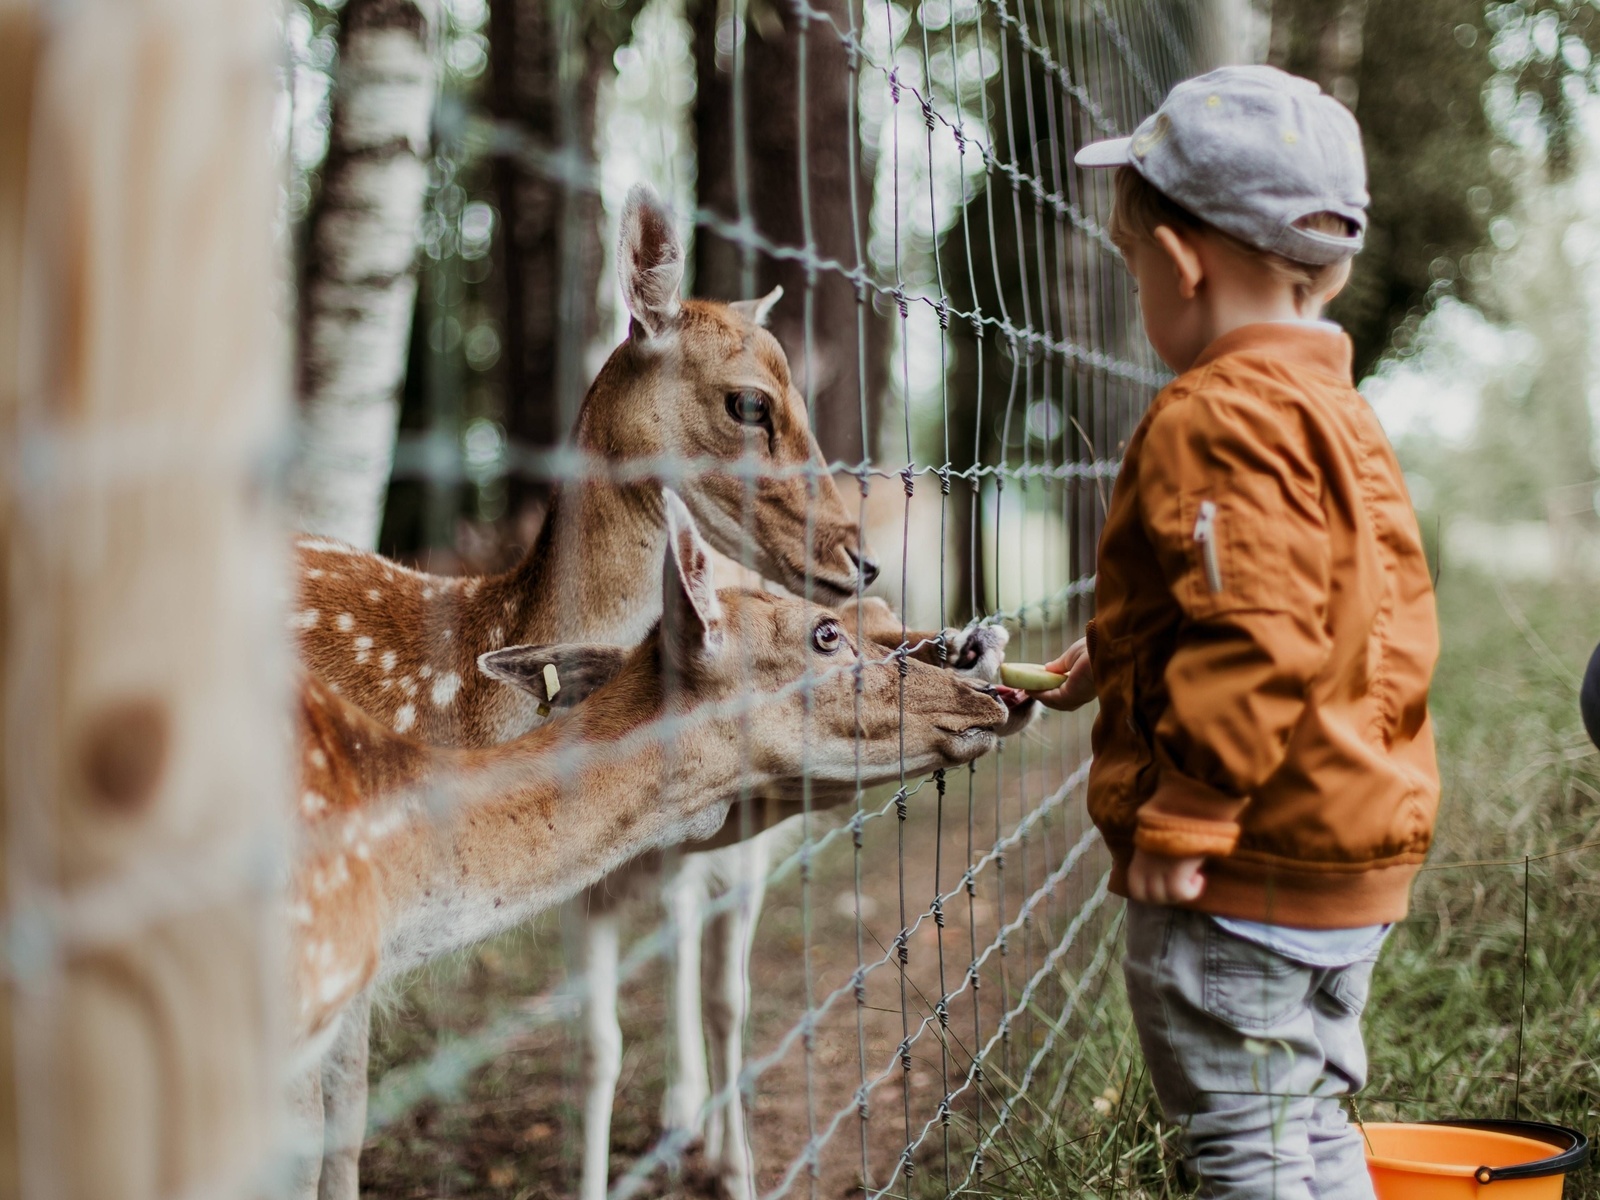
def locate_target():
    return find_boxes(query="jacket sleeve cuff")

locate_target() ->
[1134,772,1246,859]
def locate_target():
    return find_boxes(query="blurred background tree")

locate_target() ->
[690,0,888,466]
[1266,0,1600,377]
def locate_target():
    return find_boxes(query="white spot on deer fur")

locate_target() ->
[306,568,324,579]
[301,791,328,817]
[418,664,433,679]
[368,589,381,601]
[354,635,373,664]
[431,672,461,708]
[394,704,416,733]
[318,965,359,1006]
[442,629,453,641]
[307,748,327,769]
[381,650,397,672]
[422,587,435,600]
[288,902,313,925]
[298,537,356,555]
[489,626,504,649]
[290,609,320,631]
[309,857,350,896]
[358,807,407,845]
[399,676,416,696]
[337,613,354,632]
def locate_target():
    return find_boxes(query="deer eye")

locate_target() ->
[812,620,842,655]
[725,390,770,426]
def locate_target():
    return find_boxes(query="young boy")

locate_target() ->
[1029,66,1439,1199]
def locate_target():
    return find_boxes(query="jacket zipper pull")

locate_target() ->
[1193,500,1223,593]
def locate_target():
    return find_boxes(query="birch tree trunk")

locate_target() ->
[0,0,287,1195]
[291,0,440,549]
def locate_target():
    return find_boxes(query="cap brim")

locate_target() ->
[1074,137,1133,168]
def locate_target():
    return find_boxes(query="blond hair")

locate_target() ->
[1107,166,1354,302]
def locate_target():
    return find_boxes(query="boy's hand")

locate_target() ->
[1125,848,1207,905]
[1030,638,1096,711]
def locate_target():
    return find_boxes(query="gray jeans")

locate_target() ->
[1122,901,1377,1200]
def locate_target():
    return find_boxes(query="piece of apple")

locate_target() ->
[999,662,1066,691]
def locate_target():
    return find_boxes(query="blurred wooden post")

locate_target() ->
[0,0,288,1198]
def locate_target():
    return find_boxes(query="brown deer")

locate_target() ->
[287,184,1013,1200]
[284,495,1011,1196]
[292,185,875,748]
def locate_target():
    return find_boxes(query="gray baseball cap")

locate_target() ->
[1075,65,1367,265]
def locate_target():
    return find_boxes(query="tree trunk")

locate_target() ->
[291,0,439,549]
[490,1,644,531]
[690,0,886,467]
[0,0,287,1195]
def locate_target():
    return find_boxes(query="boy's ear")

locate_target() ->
[477,644,629,708]
[1152,225,1203,300]
[1315,257,1354,309]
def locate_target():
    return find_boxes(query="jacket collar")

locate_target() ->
[1189,321,1355,385]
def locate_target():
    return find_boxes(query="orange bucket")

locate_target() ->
[1363,1120,1588,1199]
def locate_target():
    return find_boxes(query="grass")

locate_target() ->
[357,570,1600,1198]
[944,571,1600,1197]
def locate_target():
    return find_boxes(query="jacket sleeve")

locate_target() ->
[1132,380,1333,859]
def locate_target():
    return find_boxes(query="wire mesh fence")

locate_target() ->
[17,0,1600,1197]
[304,2,1211,1197]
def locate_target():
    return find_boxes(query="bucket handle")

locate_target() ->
[1424,1119,1589,1184]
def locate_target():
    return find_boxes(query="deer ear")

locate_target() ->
[730,285,783,327]
[477,644,629,708]
[660,488,721,667]
[618,184,684,339]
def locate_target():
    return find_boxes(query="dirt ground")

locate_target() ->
[360,722,1114,1200]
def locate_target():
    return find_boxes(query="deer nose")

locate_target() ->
[846,548,879,587]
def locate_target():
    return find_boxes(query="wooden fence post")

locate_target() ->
[0,0,288,1197]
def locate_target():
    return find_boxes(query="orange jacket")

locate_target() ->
[1087,323,1439,928]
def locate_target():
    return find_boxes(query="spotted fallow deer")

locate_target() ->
[285,495,1010,1196]
[286,184,1004,1200]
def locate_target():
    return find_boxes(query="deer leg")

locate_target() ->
[284,1060,325,1200]
[661,857,711,1138]
[317,994,370,1200]
[581,913,623,1200]
[703,839,770,1200]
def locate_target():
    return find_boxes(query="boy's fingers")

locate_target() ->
[1043,638,1087,675]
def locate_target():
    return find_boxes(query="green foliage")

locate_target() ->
[963,573,1600,1196]
[1270,0,1600,378]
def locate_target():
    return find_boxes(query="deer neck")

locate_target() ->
[366,690,739,975]
[494,476,666,647]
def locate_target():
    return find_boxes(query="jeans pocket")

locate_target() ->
[1201,924,1314,1033]
[1323,956,1376,1019]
